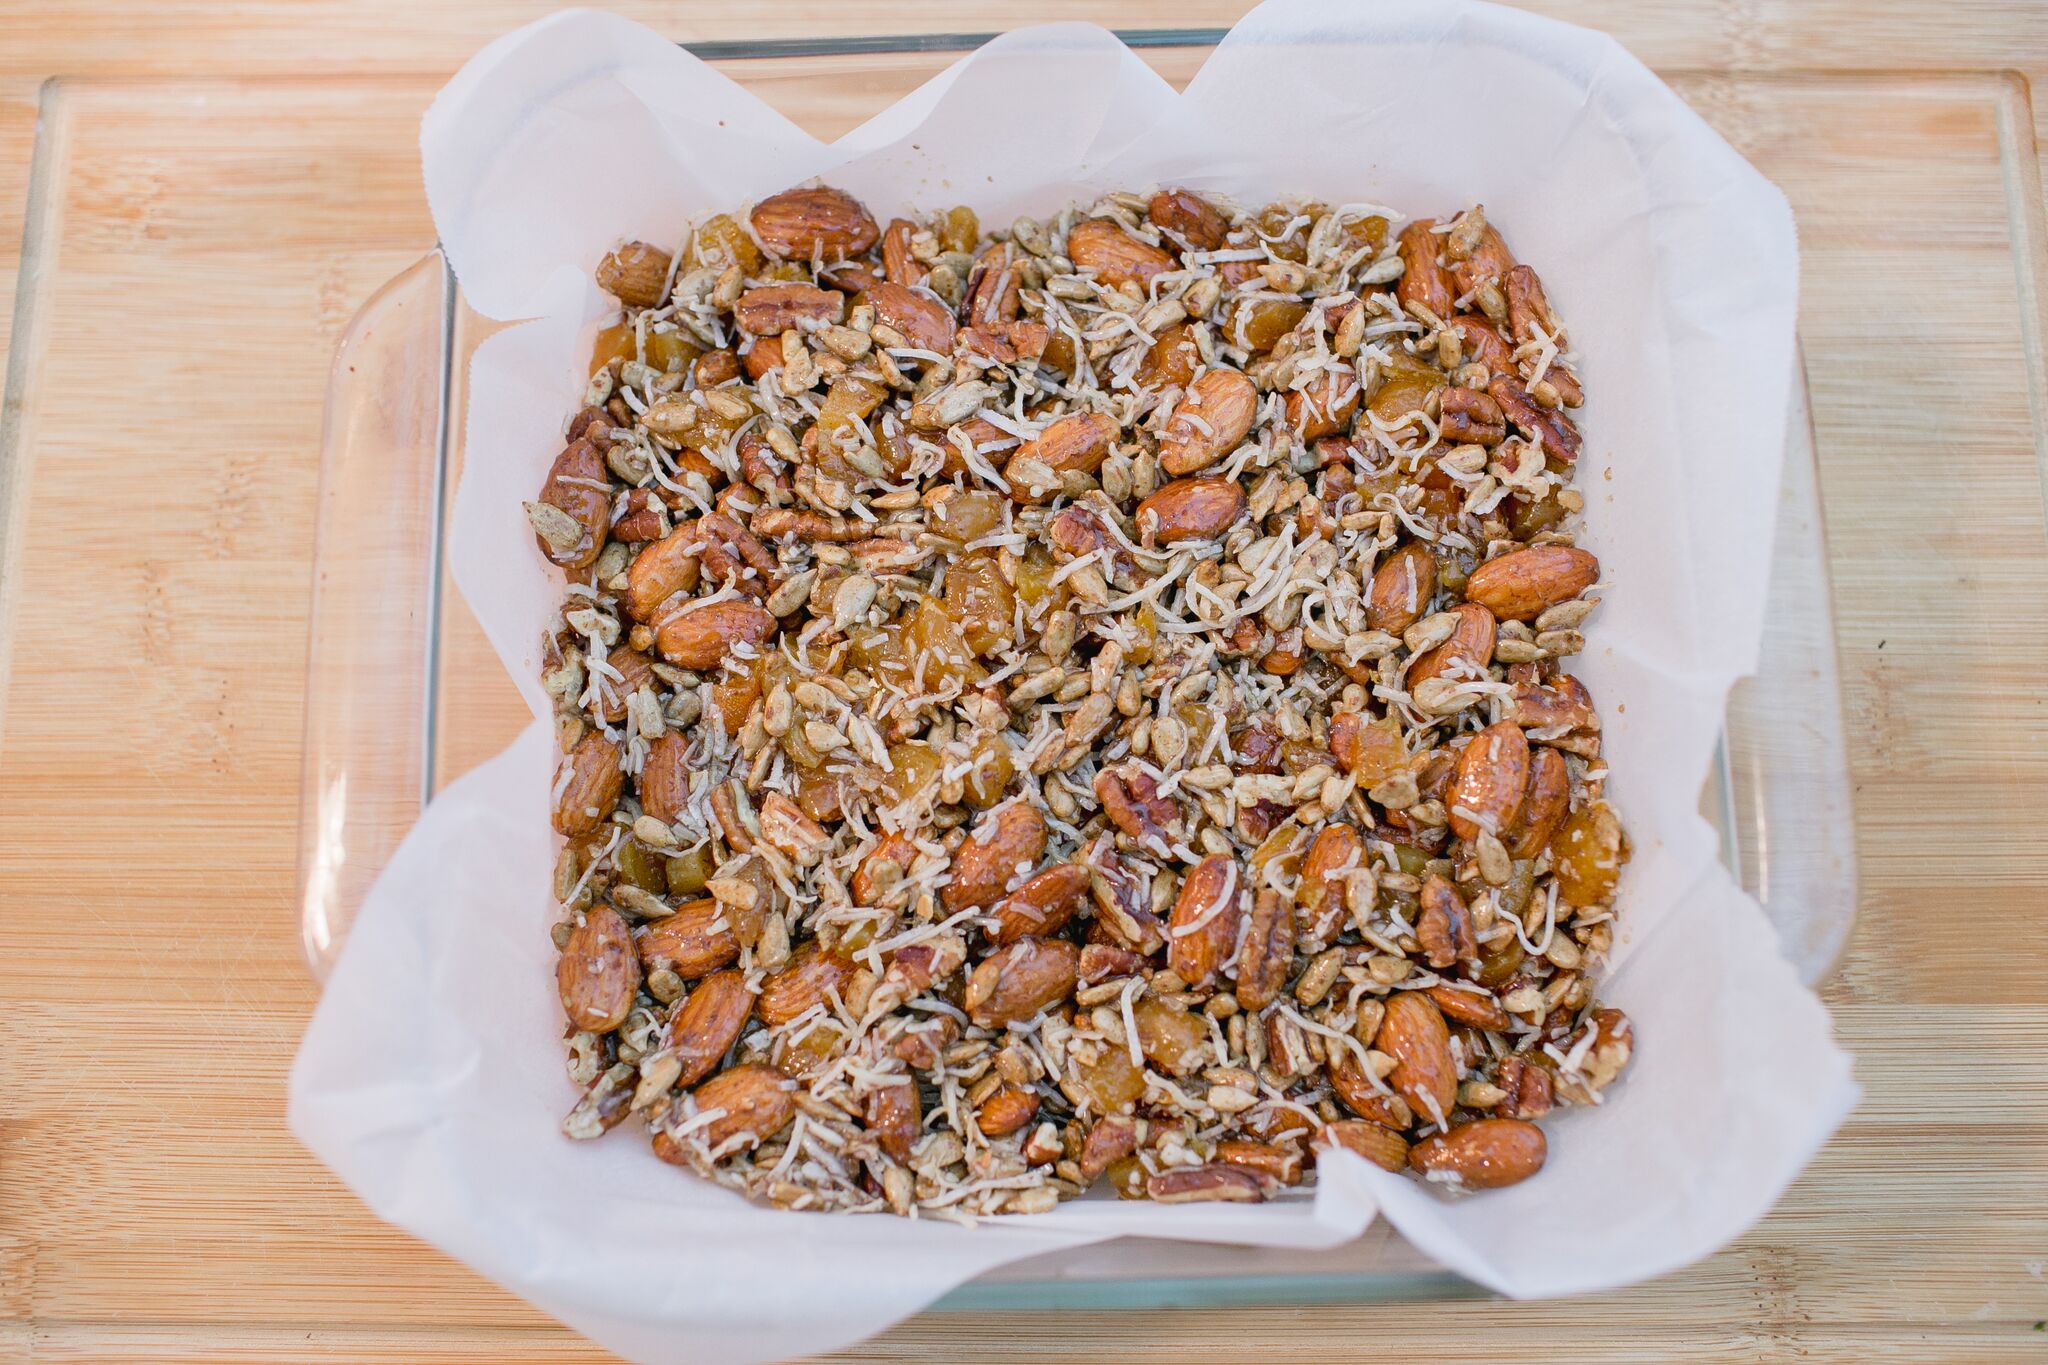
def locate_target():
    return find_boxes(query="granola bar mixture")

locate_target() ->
[534,185,1634,1216]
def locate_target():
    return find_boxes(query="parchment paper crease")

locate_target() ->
[290,4,1859,1360]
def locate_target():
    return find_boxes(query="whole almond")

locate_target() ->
[636,897,740,980]
[531,438,611,570]
[1465,545,1599,622]
[1406,601,1496,688]
[975,1083,1042,1138]
[682,1063,797,1153]
[881,218,922,285]
[553,730,623,836]
[1232,887,1293,1011]
[965,936,1079,1028]
[639,731,690,825]
[557,904,641,1032]
[757,942,856,1027]
[1408,1117,1547,1190]
[1147,188,1229,252]
[1066,217,1176,290]
[866,1078,921,1162]
[1159,370,1258,475]
[865,281,954,353]
[1319,1119,1411,1173]
[654,600,778,671]
[1505,744,1570,858]
[1367,542,1437,635]
[1447,721,1530,841]
[1328,1051,1413,1130]
[1376,990,1458,1125]
[1004,412,1118,503]
[595,241,672,307]
[1425,982,1512,1031]
[1394,219,1453,320]
[1168,853,1244,991]
[733,282,844,335]
[665,969,753,1087]
[1134,477,1247,546]
[750,186,880,260]
[944,804,1048,912]
[625,524,698,623]
[990,862,1092,945]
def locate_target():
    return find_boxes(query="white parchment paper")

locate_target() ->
[289,3,1860,1359]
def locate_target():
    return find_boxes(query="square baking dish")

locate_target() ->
[296,30,1857,1311]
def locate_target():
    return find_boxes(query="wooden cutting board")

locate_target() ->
[2,3,2047,1361]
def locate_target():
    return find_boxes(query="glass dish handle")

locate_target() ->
[1715,363,1858,984]
[298,250,453,982]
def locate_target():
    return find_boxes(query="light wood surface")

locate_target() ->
[3,3,2047,1362]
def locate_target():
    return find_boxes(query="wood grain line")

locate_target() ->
[0,78,63,756]
[1993,72,2048,529]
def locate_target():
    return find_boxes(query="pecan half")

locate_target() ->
[1417,875,1477,969]
[1146,1163,1268,1204]
[1233,888,1294,1011]
[1488,375,1581,459]
[1094,765,1180,848]
[1439,386,1506,445]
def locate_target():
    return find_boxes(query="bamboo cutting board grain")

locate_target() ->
[2,2,2047,1361]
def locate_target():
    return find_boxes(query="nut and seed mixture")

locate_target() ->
[534,184,1635,1216]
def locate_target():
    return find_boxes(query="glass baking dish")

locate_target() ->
[296,30,1857,1311]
